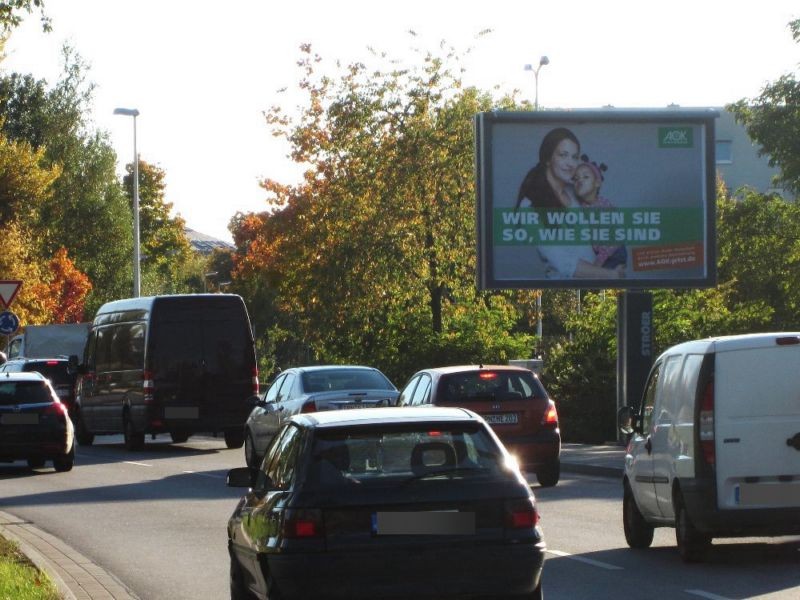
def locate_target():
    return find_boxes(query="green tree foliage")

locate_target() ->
[232,41,532,382]
[0,0,49,33]
[728,19,800,195]
[121,159,193,294]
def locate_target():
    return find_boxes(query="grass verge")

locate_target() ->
[0,534,61,600]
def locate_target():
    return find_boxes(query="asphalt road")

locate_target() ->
[1,436,799,599]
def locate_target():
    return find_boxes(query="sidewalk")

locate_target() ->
[0,443,625,600]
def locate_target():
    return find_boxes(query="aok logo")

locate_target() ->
[659,127,693,148]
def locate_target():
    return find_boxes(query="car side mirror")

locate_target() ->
[617,406,637,435]
[246,394,264,408]
[227,467,258,488]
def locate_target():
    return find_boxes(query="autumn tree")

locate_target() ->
[233,41,532,381]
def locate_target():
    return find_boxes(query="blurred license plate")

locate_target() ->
[1,414,39,425]
[56,389,70,398]
[372,511,475,535]
[165,407,198,419]
[484,413,518,425]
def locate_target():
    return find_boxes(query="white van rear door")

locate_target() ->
[715,338,800,510]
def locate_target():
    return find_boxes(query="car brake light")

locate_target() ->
[143,370,154,404]
[252,366,259,394]
[282,509,324,538]
[505,498,539,529]
[43,401,68,420]
[699,380,715,465]
[776,336,800,346]
[479,372,498,380]
[542,400,558,426]
[301,400,317,413]
[46,360,59,366]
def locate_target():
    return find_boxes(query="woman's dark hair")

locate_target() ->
[516,127,580,210]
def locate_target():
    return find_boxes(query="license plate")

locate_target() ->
[484,412,519,425]
[340,403,367,410]
[372,511,475,535]
[165,406,199,419]
[1,413,39,425]
[56,389,70,398]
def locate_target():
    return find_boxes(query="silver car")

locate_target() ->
[243,365,399,467]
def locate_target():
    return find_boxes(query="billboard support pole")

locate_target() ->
[616,291,653,442]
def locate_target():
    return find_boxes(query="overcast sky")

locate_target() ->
[3,1,797,242]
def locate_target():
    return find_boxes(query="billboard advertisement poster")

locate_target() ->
[475,109,717,289]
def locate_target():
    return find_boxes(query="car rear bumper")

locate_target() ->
[499,429,561,470]
[263,542,545,599]
[681,477,800,537]
[0,432,71,461]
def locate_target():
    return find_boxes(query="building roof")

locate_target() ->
[184,228,235,255]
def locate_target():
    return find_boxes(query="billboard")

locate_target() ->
[475,109,717,289]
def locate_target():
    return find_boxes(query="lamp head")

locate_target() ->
[113,107,140,117]
[539,56,550,66]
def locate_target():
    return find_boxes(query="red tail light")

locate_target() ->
[479,372,499,380]
[542,400,558,426]
[43,400,68,421]
[699,380,715,465]
[45,360,59,366]
[301,400,317,413]
[252,366,259,395]
[143,370,154,404]
[282,509,324,538]
[505,498,539,529]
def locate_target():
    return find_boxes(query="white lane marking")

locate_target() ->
[546,549,623,570]
[182,470,225,480]
[123,461,152,467]
[685,590,732,600]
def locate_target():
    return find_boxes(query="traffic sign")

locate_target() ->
[0,280,22,309]
[0,310,20,335]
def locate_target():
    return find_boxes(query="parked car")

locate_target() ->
[0,371,75,471]
[227,406,546,599]
[0,357,78,417]
[619,332,800,562]
[397,365,561,487]
[243,365,399,468]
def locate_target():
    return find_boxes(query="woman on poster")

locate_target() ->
[516,127,625,279]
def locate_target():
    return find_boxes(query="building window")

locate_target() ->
[716,140,733,164]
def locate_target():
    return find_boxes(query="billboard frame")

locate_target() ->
[475,108,718,290]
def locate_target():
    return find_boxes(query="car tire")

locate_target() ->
[536,461,560,488]
[123,413,145,451]
[675,499,711,562]
[27,458,46,469]
[244,431,260,468]
[170,432,190,444]
[74,410,95,446]
[225,429,245,449]
[53,444,75,473]
[623,483,654,548]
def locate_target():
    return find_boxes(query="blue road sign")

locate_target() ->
[0,311,20,335]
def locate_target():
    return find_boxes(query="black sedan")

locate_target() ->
[0,371,75,471]
[227,406,545,599]
[243,365,399,468]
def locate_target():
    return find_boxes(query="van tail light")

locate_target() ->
[282,509,324,538]
[542,400,558,427]
[505,498,539,530]
[252,366,259,395]
[143,370,154,404]
[699,380,715,466]
[301,400,318,414]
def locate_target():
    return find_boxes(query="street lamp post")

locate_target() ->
[113,107,141,298]
[524,57,549,341]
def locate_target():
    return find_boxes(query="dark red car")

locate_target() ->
[397,365,561,486]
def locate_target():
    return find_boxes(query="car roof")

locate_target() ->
[5,358,68,364]
[288,365,383,374]
[414,365,534,376]
[293,406,480,429]
[1,371,48,382]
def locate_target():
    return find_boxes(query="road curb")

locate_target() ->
[0,510,139,600]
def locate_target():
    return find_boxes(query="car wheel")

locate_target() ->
[74,410,94,446]
[123,413,145,451]
[27,458,46,469]
[53,444,75,472]
[536,460,560,488]
[244,431,260,468]
[225,429,245,449]
[623,483,654,548]
[170,432,190,444]
[675,499,711,562]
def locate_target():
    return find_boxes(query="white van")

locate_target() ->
[618,332,800,562]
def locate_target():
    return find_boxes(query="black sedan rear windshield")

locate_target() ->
[306,424,506,488]
[438,370,547,402]
[23,362,72,385]
[0,381,53,405]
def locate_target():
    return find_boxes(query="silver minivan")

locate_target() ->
[619,332,800,561]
